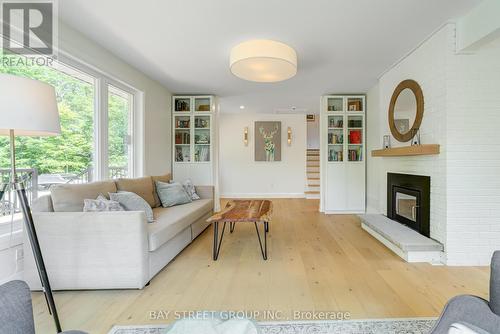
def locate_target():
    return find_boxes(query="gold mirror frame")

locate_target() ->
[388,79,424,142]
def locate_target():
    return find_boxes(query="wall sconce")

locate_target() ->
[243,127,248,146]
[287,127,292,145]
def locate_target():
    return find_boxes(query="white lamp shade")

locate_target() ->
[230,40,297,82]
[0,73,60,136]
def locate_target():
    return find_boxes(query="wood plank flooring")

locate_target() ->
[33,199,489,333]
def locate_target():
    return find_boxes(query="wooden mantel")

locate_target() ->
[371,144,440,157]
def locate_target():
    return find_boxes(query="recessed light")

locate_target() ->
[240,105,245,109]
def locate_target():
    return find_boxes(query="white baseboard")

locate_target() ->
[324,210,366,215]
[220,193,305,199]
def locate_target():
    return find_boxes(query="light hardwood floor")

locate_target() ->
[33,199,489,333]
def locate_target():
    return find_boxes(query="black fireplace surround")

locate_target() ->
[387,173,430,237]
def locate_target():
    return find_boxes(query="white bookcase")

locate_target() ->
[172,95,218,186]
[320,95,366,214]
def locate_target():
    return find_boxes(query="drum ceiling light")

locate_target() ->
[230,40,297,83]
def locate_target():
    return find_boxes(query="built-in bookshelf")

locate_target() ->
[172,95,217,185]
[321,95,366,214]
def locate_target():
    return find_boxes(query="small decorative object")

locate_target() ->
[348,100,362,111]
[255,121,281,162]
[349,130,362,144]
[243,127,248,146]
[411,129,421,146]
[383,135,391,149]
[306,114,315,122]
[287,127,292,145]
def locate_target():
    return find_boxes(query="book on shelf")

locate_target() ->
[328,148,343,162]
[348,119,362,127]
[348,147,362,161]
[175,132,190,144]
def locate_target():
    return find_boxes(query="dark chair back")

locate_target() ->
[491,251,500,315]
[0,280,35,334]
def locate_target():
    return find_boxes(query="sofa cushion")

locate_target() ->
[152,173,172,207]
[156,181,192,208]
[50,181,117,212]
[109,191,154,222]
[83,195,124,212]
[115,176,156,207]
[147,199,213,251]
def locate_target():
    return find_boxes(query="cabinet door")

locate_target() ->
[325,164,347,211]
[347,163,365,212]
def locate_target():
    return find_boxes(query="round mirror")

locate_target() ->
[388,80,424,142]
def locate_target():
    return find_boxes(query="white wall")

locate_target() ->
[307,116,320,149]
[367,23,500,265]
[219,113,306,198]
[444,37,500,265]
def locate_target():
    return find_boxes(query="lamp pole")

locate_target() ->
[9,129,62,333]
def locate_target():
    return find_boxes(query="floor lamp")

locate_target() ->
[0,73,62,332]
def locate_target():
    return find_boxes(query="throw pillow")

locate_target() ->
[109,191,154,223]
[155,181,192,208]
[182,179,200,200]
[83,195,124,212]
[152,173,172,207]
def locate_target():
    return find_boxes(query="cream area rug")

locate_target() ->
[108,318,436,334]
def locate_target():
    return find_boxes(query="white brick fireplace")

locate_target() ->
[367,24,500,266]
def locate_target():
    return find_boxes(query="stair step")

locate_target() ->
[305,191,320,195]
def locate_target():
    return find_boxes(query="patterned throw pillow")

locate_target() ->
[155,181,192,208]
[182,179,200,200]
[83,195,124,212]
[109,191,154,223]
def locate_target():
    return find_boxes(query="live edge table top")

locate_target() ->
[207,200,273,224]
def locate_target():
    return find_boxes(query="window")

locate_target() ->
[0,51,142,220]
[108,85,133,179]
[0,56,95,183]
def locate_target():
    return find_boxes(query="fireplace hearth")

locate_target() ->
[387,173,430,237]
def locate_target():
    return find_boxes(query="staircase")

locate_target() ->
[305,149,320,199]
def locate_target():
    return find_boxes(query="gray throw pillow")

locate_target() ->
[109,191,154,223]
[155,181,192,207]
[182,179,200,200]
[83,195,124,212]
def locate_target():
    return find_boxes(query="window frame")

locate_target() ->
[59,52,144,181]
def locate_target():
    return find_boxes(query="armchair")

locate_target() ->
[0,280,87,334]
[430,251,500,334]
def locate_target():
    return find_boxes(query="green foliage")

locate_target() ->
[0,55,129,175]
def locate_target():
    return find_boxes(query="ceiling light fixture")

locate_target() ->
[230,39,297,83]
[240,105,245,109]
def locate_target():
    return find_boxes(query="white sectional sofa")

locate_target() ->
[23,175,214,290]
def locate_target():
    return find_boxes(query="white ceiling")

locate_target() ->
[59,0,480,114]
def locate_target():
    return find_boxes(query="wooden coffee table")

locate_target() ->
[207,200,272,261]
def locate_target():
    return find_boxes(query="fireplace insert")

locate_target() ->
[387,173,430,237]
